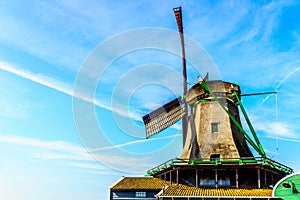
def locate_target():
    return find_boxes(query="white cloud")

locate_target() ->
[0,133,177,174]
[0,134,111,173]
[0,134,80,152]
[254,121,297,139]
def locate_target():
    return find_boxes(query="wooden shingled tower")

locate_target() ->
[180,79,254,160]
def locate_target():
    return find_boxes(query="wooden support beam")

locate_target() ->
[236,168,239,188]
[196,169,199,188]
[215,169,218,189]
[176,169,179,188]
[264,170,267,187]
[258,168,261,189]
[271,173,274,186]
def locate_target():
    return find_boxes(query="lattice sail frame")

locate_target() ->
[142,97,185,138]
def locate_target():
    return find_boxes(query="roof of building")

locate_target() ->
[110,177,273,197]
[161,183,273,197]
[110,177,169,191]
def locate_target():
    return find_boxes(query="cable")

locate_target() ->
[276,92,279,153]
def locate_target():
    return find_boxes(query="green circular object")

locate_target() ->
[273,172,300,199]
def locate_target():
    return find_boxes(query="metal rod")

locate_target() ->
[240,91,277,97]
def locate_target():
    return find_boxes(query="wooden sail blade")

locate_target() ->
[142,97,185,138]
[173,6,189,148]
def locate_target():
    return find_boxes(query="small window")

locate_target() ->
[211,123,218,133]
[135,191,146,198]
[210,154,220,161]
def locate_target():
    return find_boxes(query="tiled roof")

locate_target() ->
[162,183,273,197]
[110,177,273,197]
[110,177,169,191]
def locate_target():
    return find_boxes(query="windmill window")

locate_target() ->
[211,123,218,133]
[135,191,146,198]
[210,154,220,161]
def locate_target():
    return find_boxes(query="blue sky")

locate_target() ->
[1,0,300,199]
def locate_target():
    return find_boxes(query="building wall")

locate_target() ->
[227,101,253,158]
[110,190,158,200]
[158,197,282,200]
[200,100,240,159]
[181,99,248,159]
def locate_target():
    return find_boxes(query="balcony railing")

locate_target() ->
[146,157,293,176]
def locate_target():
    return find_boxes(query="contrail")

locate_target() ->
[0,61,185,127]
[259,66,300,104]
[89,134,181,152]
[275,66,300,90]
[0,61,180,151]
[0,61,140,120]
[0,61,73,96]
[261,135,300,144]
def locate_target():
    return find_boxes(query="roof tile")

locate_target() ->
[111,177,169,191]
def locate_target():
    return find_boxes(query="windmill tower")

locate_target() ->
[180,79,254,160]
[142,7,257,161]
[142,7,292,189]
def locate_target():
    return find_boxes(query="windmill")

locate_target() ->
[109,7,293,194]
[108,8,294,196]
[142,7,269,161]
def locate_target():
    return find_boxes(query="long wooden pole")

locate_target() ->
[173,7,188,148]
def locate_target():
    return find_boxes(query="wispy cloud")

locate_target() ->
[0,61,144,122]
[0,61,73,96]
[0,134,156,174]
[244,65,300,140]
[0,134,88,159]
[90,134,181,152]
[0,134,107,174]
[258,65,300,105]
[223,1,293,47]
[275,66,300,90]
[263,135,300,144]
[254,121,297,139]
[3,59,299,142]
[0,1,177,72]
[0,60,187,131]
[0,132,184,174]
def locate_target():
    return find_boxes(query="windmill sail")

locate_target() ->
[173,7,189,147]
[142,97,185,138]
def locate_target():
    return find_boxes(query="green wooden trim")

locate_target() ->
[232,89,266,158]
[199,81,261,155]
